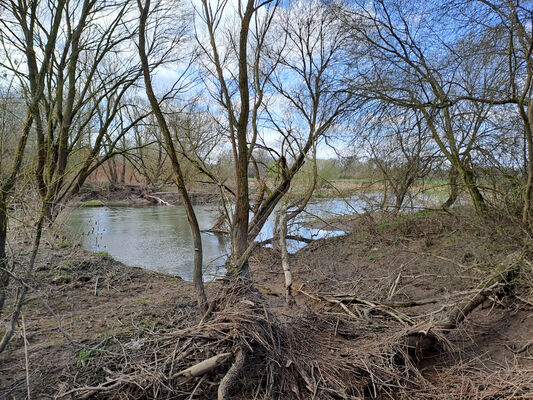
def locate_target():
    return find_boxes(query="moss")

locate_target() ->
[95,251,114,261]
[80,200,105,207]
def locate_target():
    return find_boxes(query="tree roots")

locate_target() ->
[61,252,531,399]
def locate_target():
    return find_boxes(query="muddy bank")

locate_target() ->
[0,240,211,398]
[71,183,222,207]
[1,210,532,398]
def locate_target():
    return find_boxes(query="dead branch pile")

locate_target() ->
[58,251,532,400]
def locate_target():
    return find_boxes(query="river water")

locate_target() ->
[65,193,443,280]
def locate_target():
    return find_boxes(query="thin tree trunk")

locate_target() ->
[0,205,46,353]
[522,103,533,226]
[0,195,8,316]
[138,0,207,313]
[279,203,294,306]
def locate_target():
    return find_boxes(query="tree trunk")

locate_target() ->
[279,203,294,306]
[462,168,486,215]
[138,0,207,313]
[522,102,533,226]
[0,205,46,353]
[441,167,459,209]
[0,195,8,316]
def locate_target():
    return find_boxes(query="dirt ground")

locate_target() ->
[1,209,532,398]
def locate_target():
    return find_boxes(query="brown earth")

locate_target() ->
[1,209,532,398]
[72,183,222,206]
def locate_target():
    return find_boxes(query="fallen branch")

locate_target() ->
[331,288,483,308]
[298,286,414,326]
[405,251,524,357]
[143,193,172,206]
[173,352,232,378]
[257,235,314,247]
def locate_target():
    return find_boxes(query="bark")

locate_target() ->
[279,204,294,306]
[461,166,486,215]
[441,167,459,210]
[522,102,533,226]
[218,349,245,400]
[230,0,255,277]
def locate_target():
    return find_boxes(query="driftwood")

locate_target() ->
[173,352,232,378]
[143,193,172,206]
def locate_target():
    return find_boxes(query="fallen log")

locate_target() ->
[173,352,232,378]
[143,194,172,206]
[406,250,524,357]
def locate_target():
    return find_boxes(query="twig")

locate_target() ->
[22,313,31,400]
[506,340,533,354]
[387,272,401,300]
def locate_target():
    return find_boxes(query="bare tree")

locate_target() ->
[196,0,278,276]
[0,0,66,317]
[448,0,533,224]
[361,106,438,211]
[137,0,208,313]
[338,0,505,215]
[0,0,68,350]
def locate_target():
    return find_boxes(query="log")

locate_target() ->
[173,352,232,378]
[144,194,172,206]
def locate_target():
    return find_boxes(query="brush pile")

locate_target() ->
[61,250,533,400]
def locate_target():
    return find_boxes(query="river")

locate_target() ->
[65,193,445,280]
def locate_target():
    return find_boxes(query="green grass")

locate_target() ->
[76,348,97,365]
[58,239,72,248]
[95,251,114,261]
[80,200,105,207]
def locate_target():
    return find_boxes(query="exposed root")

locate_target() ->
[218,348,245,400]
[59,251,530,399]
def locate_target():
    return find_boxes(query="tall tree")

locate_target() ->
[0,0,66,316]
[137,0,208,312]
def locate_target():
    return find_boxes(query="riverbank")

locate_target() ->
[70,180,455,212]
[0,241,207,397]
[1,209,532,398]
[72,183,222,207]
